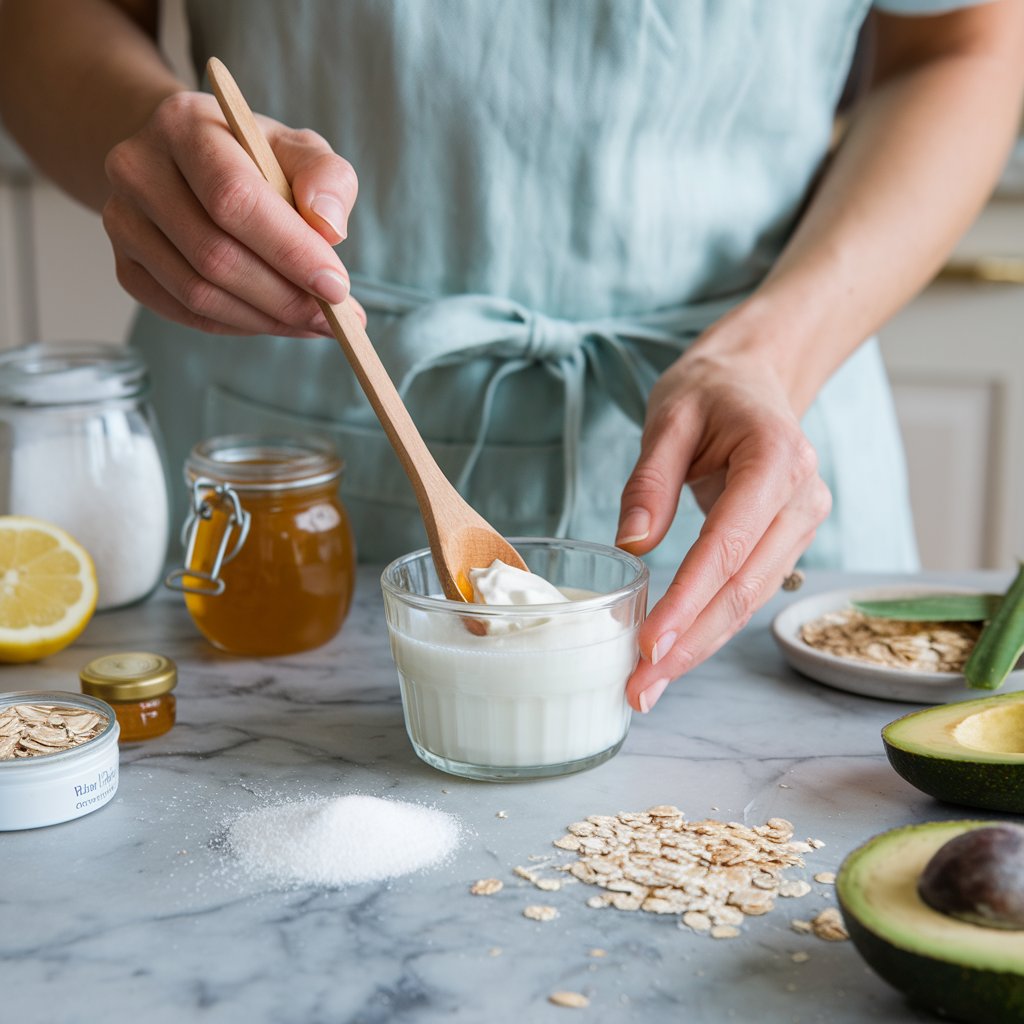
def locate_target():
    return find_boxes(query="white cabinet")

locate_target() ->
[0,178,136,346]
[878,198,1024,572]
[0,0,190,349]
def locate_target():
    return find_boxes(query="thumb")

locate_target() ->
[616,414,697,555]
[274,129,359,246]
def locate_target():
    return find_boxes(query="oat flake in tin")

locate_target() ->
[0,691,120,830]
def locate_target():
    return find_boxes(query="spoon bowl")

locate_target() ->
[206,57,526,600]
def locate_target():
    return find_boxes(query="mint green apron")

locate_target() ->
[133,0,966,569]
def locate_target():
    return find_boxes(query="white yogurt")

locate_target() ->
[387,561,638,773]
[469,560,569,608]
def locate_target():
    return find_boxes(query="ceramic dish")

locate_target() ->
[771,585,1024,704]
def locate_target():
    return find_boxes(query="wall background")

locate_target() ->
[1,2,1021,571]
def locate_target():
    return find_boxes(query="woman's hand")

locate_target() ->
[617,331,832,713]
[615,0,1024,714]
[102,90,362,337]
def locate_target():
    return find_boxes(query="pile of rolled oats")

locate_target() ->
[548,806,819,936]
[801,609,979,673]
[471,805,846,943]
[0,703,107,759]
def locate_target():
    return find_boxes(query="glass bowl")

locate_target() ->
[380,537,649,780]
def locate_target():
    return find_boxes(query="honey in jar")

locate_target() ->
[79,652,177,743]
[166,434,356,656]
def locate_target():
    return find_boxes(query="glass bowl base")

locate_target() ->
[410,737,626,781]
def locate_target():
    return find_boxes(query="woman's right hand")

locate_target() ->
[102,90,361,337]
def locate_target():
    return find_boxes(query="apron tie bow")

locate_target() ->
[347,276,745,536]
[525,312,583,362]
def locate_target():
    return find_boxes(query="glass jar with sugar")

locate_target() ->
[0,343,171,610]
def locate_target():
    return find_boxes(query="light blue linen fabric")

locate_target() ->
[133,0,975,568]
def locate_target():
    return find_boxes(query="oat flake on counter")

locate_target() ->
[523,904,559,922]
[549,991,590,1009]
[470,878,503,896]
[810,907,849,941]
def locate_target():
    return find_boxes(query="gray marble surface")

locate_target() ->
[1,566,1014,1024]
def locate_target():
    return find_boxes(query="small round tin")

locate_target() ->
[0,691,120,830]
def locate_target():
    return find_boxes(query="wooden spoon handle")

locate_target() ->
[206,57,446,498]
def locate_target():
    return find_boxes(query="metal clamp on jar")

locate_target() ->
[166,434,356,656]
[166,479,251,597]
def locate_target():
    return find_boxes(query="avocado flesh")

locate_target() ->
[840,822,1024,969]
[838,821,1024,1024]
[883,692,1024,812]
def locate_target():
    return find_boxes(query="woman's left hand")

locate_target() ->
[614,0,1024,715]
[617,333,832,713]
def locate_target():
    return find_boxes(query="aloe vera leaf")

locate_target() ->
[964,563,1024,690]
[851,594,1003,622]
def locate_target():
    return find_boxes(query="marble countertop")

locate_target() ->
[2,566,1013,1024]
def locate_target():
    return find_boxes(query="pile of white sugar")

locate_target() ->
[226,794,461,888]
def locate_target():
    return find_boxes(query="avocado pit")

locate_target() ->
[918,825,1024,930]
[954,705,1024,755]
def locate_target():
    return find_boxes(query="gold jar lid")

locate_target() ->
[79,652,177,702]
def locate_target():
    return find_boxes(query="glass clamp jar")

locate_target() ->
[0,342,171,610]
[165,434,356,656]
[79,652,177,743]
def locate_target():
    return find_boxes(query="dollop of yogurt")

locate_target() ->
[469,560,569,607]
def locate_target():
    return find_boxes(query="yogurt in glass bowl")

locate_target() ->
[380,538,649,780]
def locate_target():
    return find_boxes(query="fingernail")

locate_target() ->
[652,631,677,666]
[310,195,347,239]
[311,311,332,335]
[310,269,349,304]
[638,677,671,714]
[616,508,650,546]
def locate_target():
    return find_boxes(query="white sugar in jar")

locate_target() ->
[0,343,171,610]
[381,538,648,780]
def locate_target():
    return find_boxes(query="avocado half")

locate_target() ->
[883,691,1024,812]
[837,820,1024,1023]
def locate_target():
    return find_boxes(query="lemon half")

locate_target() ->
[0,516,97,663]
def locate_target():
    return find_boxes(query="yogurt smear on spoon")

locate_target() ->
[469,559,569,607]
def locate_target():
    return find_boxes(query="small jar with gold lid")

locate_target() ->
[79,652,177,743]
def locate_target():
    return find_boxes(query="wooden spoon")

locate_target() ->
[206,57,526,602]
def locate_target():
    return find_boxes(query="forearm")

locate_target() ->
[709,7,1024,414]
[0,0,186,211]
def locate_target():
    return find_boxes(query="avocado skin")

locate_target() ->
[883,742,1024,813]
[838,893,1024,1024]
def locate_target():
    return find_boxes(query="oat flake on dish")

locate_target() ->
[800,610,978,673]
